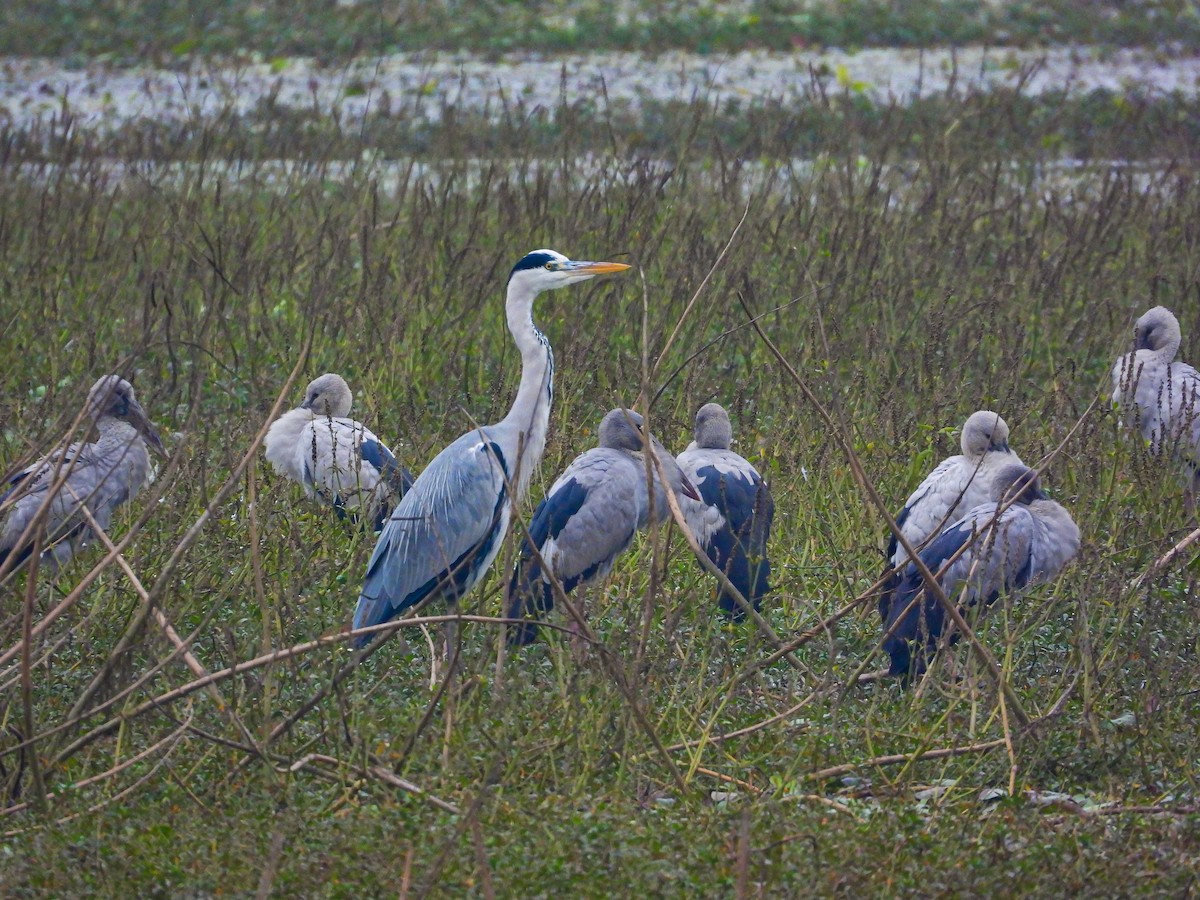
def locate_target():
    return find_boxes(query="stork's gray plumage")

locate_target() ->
[878,410,1023,621]
[886,410,1024,570]
[264,373,413,531]
[353,250,629,651]
[506,408,700,646]
[1111,306,1200,495]
[0,375,163,574]
[881,465,1080,680]
[677,403,774,621]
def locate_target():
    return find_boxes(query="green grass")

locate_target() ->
[0,79,1199,895]
[3,0,1200,59]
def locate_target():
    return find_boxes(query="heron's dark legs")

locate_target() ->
[566,593,590,662]
[442,614,463,679]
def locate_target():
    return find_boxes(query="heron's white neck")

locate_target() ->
[501,283,554,498]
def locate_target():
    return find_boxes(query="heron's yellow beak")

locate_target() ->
[568,261,631,275]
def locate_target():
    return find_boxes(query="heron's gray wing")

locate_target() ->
[296,416,413,529]
[1165,362,1200,458]
[296,417,379,507]
[677,449,727,547]
[354,430,509,643]
[0,437,90,501]
[1029,501,1081,583]
[357,428,415,500]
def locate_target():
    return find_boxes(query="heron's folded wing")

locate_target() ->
[354,433,509,636]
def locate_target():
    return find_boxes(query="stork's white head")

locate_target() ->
[1134,306,1182,355]
[301,373,354,418]
[694,403,734,451]
[961,410,1011,458]
[507,249,630,298]
[599,408,701,501]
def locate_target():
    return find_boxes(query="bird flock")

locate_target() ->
[1,254,1197,683]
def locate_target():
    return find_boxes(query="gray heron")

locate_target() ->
[676,403,774,621]
[506,407,701,647]
[0,375,164,574]
[1111,306,1200,500]
[264,373,413,531]
[353,249,630,653]
[881,464,1080,680]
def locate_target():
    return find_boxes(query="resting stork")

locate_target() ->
[879,410,1023,619]
[881,465,1080,680]
[353,250,629,654]
[506,407,700,646]
[676,403,774,621]
[1111,306,1200,504]
[264,373,413,531]
[1,375,164,575]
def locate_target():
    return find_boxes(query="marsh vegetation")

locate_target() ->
[0,33,1199,896]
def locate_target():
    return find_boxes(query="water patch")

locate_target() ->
[2,46,1198,133]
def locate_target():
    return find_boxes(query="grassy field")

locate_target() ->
[0,57,1199,896]
[4,0,1199,58]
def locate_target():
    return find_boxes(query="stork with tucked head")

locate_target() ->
[881,464,1080,681]
[1111,306,1200,501]
[353,250,630,655]
[0,375,164,574]
[877,409,1024,620]
[676,403,774,621]
[886,410,1023,571]
[264,372,413,531]
[506,407,700,647]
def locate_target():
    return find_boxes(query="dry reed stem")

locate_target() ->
[802,738,1009,782]
[286,754,461,815]
[2,707,194,818]
[1136,520,1200,588]
[656,690,825,756]
[695,765,763,795]
[74,503,275,770]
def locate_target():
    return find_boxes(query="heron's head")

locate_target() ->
[599,408,701,501]
[1134,306,1181,353]
[88,375,165,454]
[694,403,733,450]
[508,249,630,297]
[961,410,1011,457]
[994,464,1046,505]
[301,373,353,417]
